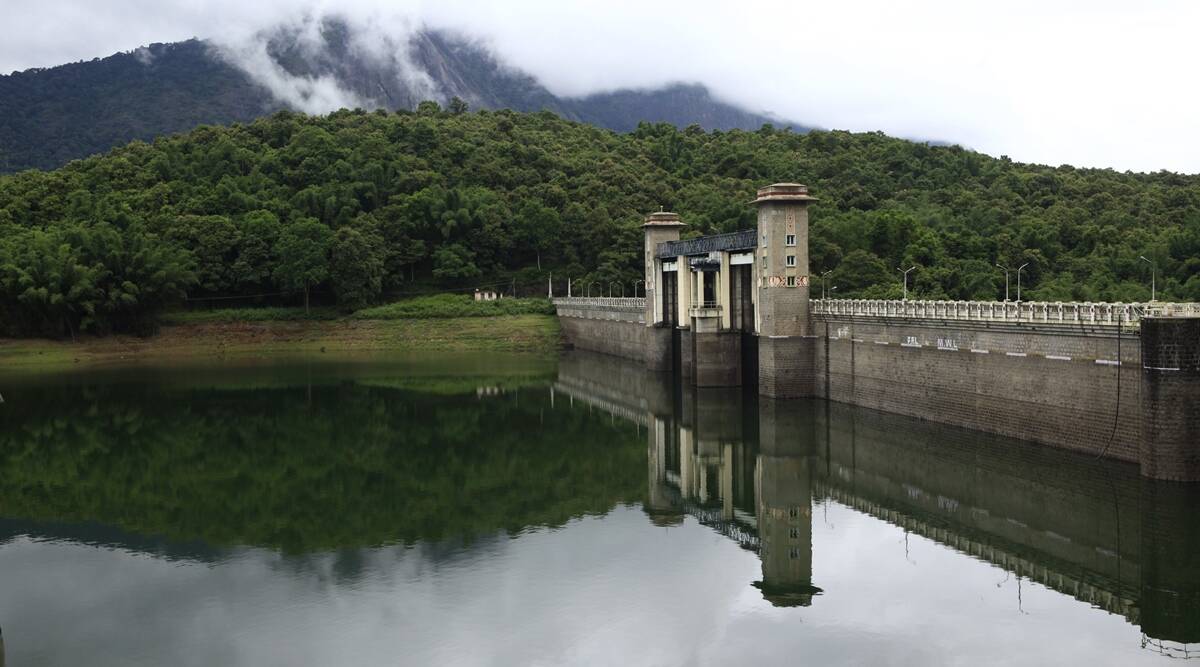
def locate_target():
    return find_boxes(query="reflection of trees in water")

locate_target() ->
[0,378,645,552]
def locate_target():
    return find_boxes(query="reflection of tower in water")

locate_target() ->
[640,386,822,607]
[1139,480,1200,655]
[754,400,822,606]
[755,451,819,607]
[644,416,684,527]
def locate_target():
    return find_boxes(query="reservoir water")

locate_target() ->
[0,351,1196,666]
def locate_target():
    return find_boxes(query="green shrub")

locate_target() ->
[161,306,340,324]
[354,294,555,319]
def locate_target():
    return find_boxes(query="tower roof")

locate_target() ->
[642,210,686,228]
[752,183,818,205]
[752,580,823,607]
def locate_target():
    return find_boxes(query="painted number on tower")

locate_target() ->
[766,275,808,287]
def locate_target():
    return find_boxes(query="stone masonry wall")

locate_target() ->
[811,315,1144,462]
[555,302,647,362]
[693,331,742,387]
[1139,317,1200,481]
[758,336,817,398]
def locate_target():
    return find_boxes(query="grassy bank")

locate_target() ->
[0,298,561,370]
[160,295,555,325]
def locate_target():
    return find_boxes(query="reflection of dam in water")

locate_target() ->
[555,351,1200,651]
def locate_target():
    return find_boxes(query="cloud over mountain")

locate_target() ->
[3,1,1200,172]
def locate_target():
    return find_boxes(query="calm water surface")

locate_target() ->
[0,351,1196,666]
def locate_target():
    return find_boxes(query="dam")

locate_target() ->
[553,183,1200,481]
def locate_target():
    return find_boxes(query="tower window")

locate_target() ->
[787,276,796,286]
[786,234,796,246]
[786,255,796,267]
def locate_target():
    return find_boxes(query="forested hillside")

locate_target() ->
[2,106,1199,337]
[0,40,273,173]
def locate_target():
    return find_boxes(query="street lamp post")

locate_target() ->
[996,263,1010,302]
[1016,262,1029,302]
[821,270,833,299]
[897,266,916,301]
[1139,256,1157,301]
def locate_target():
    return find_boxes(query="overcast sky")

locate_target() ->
[3,1,1199,173]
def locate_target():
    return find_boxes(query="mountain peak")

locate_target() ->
[0,27,807,173]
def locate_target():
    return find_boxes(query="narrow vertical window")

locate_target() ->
[786,234,796,246]
[786,255,796,267]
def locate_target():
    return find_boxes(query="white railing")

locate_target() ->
[1142,302,1200,318]
[812,299,1200,326]
[552,297,646,310]
[553,296,1200,325]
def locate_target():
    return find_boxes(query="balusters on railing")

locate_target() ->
[552,297,646,309]
[805,297,1194,326]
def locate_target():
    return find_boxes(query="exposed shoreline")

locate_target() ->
[0,315,561,370]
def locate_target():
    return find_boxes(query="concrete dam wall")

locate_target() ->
[810,315,1144,464]
[557,307,1150,465]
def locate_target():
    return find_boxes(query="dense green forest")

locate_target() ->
[2,103,1199,337]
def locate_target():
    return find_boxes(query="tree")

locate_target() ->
[833,249,892,295]
[85,224,196,336]
[330,226,384,311]
[514,201,561,270]
[1,227,100,339]
[432,244,481,284]
[416,100,442,116]
[273,219,332,313]
[233,210,282,292]
[164,214,239,294]
[370,208,427,288]
[448,97,469,115]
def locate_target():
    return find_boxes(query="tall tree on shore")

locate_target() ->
[273,219,332,313]
[330,226,384,311]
